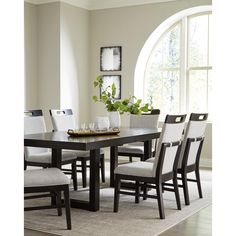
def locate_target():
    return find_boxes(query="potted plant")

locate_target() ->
[92,75,153,128]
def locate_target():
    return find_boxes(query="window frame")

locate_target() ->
[134,6,212,120]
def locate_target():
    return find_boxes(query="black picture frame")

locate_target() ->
[100,75,121,100]
[100,46,122,71]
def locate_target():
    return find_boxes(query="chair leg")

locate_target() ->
[143,182,147,200]
[100,155,106,183]
[156,183,165,219]
[24,162,27,170]
[56,191,62,216]
[129,156,133,162]
[195,168,203,198]
[181,172,190,205]
[114,175,121,212]
[81,159,87,188]
[173,175,181,210]
[71,162,78,191]
[64,186,71,230]
[135,181,140,203]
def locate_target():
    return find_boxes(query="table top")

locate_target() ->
[24,127,161,151]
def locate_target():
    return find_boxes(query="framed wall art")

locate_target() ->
[100,46,122,71]
[100,75,121,100]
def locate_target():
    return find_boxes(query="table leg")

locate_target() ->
[51,148,62,168]
[51,148,62,205]
[144,140,152,161]
[110,146,118,187]
[89,149,100,211]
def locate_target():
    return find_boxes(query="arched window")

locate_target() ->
[135,7,212,119]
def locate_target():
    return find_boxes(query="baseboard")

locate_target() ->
[200,158,212,168]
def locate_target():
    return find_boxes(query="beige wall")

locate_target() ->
[37,2,61,131]
[24,0,212,166]
[24,2,90,130]
[60,2,90,126]
[89,0,212,165]
[24,2,38,109]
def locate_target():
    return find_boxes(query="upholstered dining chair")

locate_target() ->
[117,109,160,163]
[49,109,105,188]
[176,113,208,205]
[24,168,72,229]
[24,109,78,190]
[113,114,186,219]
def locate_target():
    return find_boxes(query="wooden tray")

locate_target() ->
[67,129,120,137]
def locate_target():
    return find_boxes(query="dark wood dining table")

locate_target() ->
[24,128,160,211]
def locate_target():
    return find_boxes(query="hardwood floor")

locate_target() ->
[160,205,212,236]
[25,205,212,236]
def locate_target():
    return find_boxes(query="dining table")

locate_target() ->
[24,127,161,211]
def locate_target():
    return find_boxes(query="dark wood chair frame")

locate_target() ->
[49,109,105,188]
[114,114,186,219]
[118,109,160,163]
[24,184,71,230]
[163,113,208,205]
[24,109,78,190]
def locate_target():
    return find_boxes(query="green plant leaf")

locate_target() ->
[92,95,98,102]
[112,83,116,97]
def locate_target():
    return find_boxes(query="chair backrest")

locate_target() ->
[130,109,160,129]
[178,113,208,169]
[24,110,48,158]
[130,109,160,148]
[152,114,186,177]
[49,109,76,131]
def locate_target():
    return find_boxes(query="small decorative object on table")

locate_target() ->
[67,128,120,137]
[92,75,153,128]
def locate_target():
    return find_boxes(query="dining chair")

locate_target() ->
[113,114,186,219]
[24,109,78,190]
[117,109,160,163]
[49,109,105,188]
[24,168,72,229]
[176,113,208,205]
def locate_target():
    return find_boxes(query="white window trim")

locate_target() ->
[134,6,212,102]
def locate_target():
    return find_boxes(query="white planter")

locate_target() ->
[108,111,121,129]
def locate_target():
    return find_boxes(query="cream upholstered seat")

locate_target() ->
[114,161,153,177]
[117,109,160,162]
[24,168,70,187]
[49,109,105,188]
[26,151,77,164]
[24,168,72,230]
[24,110,78,191]
[114,114,186,219]
[118,145,155,155]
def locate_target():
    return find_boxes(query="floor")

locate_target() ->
[24,205,212,236]
[25,156,211,236]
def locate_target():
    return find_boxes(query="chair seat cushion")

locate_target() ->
[118,144,154,155]
[64,149,105,158]
[114,161,153,177]
[145,157,155,162]
[24,168,70,187]
[27,151,77,164]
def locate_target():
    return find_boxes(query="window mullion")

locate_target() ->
[180,16,187,113]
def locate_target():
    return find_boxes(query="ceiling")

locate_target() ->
[25,0,177,10]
